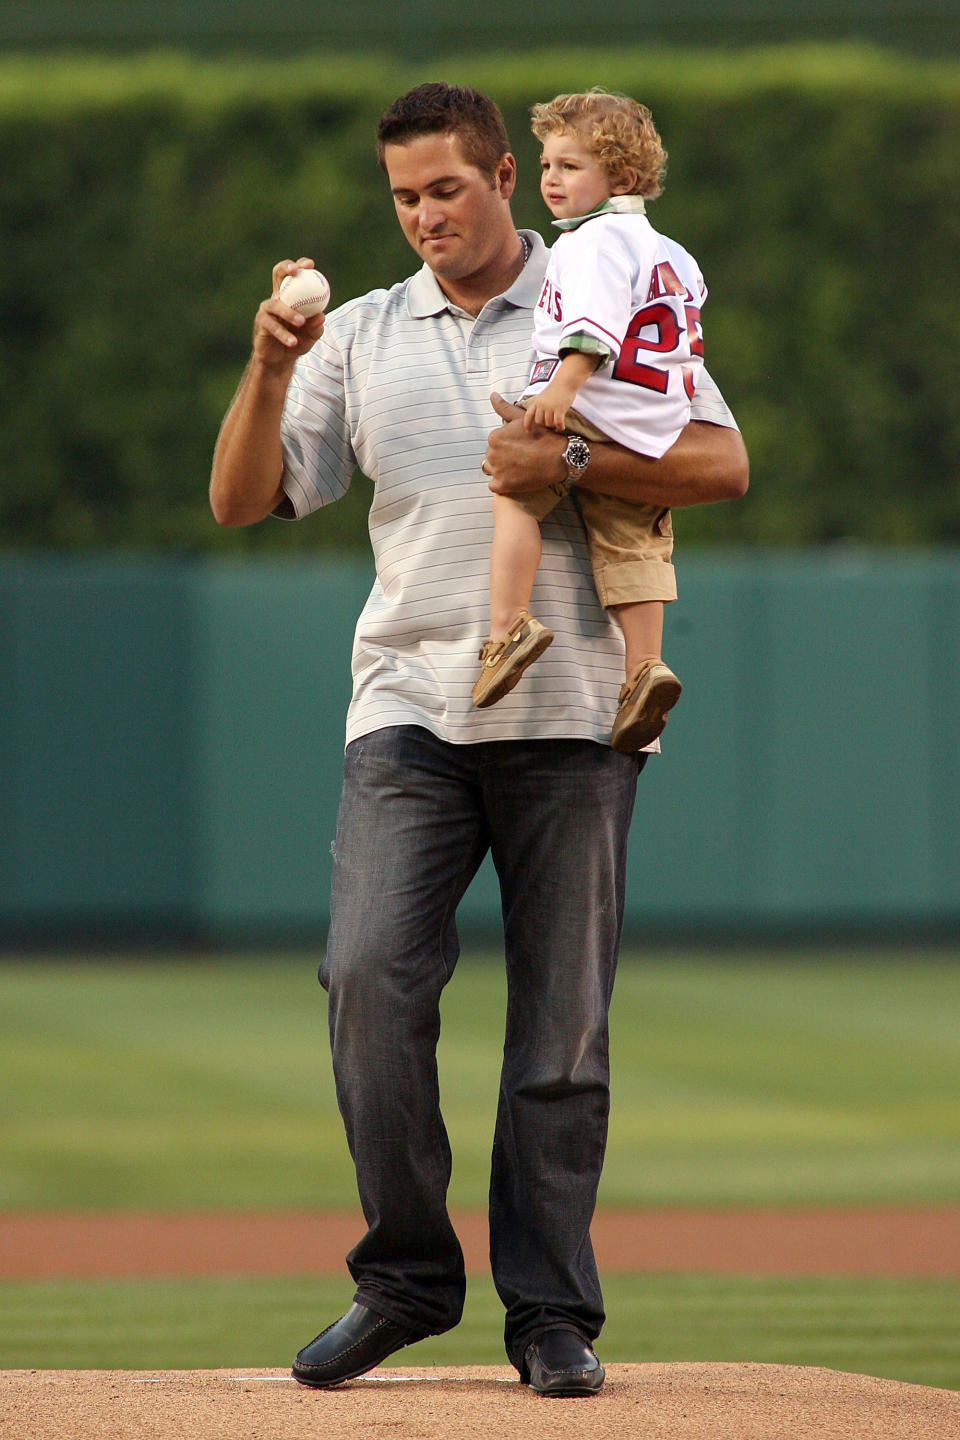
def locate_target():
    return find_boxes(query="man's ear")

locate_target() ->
[496,153,518,200]
[611,167,639,196]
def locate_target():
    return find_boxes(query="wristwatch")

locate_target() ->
[562,433,591,484]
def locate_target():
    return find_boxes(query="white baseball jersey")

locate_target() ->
[522,197,707,458]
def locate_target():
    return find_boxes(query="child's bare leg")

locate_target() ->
[608,598,682,752]
[488,493,542,638]
[472,494,554,708]
[612,599,664,677]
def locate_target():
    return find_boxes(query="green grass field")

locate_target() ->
[3,1273,958,1390]
[2,951,959,1385]
[3,951,959,1210]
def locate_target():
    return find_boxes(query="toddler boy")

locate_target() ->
[473,90,706,751]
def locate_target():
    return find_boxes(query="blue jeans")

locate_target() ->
[319,725,644,1368]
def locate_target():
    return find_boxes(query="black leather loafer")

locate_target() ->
[522,1329,605,1396]
[292,1301,424,1388]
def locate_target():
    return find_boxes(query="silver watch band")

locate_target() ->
[562,434,591,483]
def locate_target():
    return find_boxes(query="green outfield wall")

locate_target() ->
[2,551,958,946]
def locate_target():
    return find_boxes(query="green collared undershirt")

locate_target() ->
[551,194,647,232]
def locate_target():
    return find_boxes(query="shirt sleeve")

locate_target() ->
[559,333,613,361]
[688,368,740,430]
[555,220,656,357]
[278,322,358,520]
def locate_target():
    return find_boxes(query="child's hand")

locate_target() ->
[523,381,575,433]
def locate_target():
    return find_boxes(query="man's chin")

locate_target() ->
[424,256,466,282]
[420,236,462,266]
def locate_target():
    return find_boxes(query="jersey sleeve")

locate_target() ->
[559,332,613,361]
[555,221,657,359]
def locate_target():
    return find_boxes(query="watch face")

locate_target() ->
[565,436,590,473]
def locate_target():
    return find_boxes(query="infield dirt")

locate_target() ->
[2,1205,959,1277]
[5,1363,960,1440]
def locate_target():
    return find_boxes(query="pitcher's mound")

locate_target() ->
[3,1363,958,1440]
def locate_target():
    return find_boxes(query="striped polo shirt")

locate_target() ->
[279,229,738,750]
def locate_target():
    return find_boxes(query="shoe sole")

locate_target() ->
[525,1365,606,1397]
[473,627,553,708]
[292,1342,412,1389]
[610,673,682,752]
[292,1367,365,1389]
[528,1378,605,1397]
[292,1329,419,1388]
[291,1365,393,1389]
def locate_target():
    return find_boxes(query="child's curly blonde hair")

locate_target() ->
[530,88,667,199]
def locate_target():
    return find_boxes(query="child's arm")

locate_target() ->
[523,350,603,432]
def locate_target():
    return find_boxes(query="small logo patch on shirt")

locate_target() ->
[530,357,559,385]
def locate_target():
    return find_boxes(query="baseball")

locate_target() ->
[278,267,331,316]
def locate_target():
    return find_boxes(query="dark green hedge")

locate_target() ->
[1,45,958,551]
[4,2,958,57]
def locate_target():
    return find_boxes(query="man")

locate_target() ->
[210,82,747,1396]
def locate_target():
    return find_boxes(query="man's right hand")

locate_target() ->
[483,392,567,494]
[253,257,328,370]
[210,257,329,527]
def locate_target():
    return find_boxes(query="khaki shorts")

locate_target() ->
[511,406,677,608]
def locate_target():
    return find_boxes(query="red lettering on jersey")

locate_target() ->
[647,260,694,304]
[537,279,564,323]
[685,305,704,358]
[656,261,688,297]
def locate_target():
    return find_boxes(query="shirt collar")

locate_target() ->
[406,229,547,318]
[552,194,646,232]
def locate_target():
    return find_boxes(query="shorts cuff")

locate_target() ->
[594,559,677,608]
[504,482,568,521]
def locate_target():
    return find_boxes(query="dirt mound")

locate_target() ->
[4,1364,959,1440]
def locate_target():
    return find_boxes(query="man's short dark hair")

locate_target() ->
[377,82,512,178]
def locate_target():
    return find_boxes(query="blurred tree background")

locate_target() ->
[0,2,958,553]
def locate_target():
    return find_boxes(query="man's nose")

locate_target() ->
[419,198,446,232]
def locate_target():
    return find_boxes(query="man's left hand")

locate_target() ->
[483,392,566,494]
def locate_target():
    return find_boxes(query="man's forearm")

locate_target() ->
[209,360,290,527]
[484,393,749,509]
[577,421,750,508]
